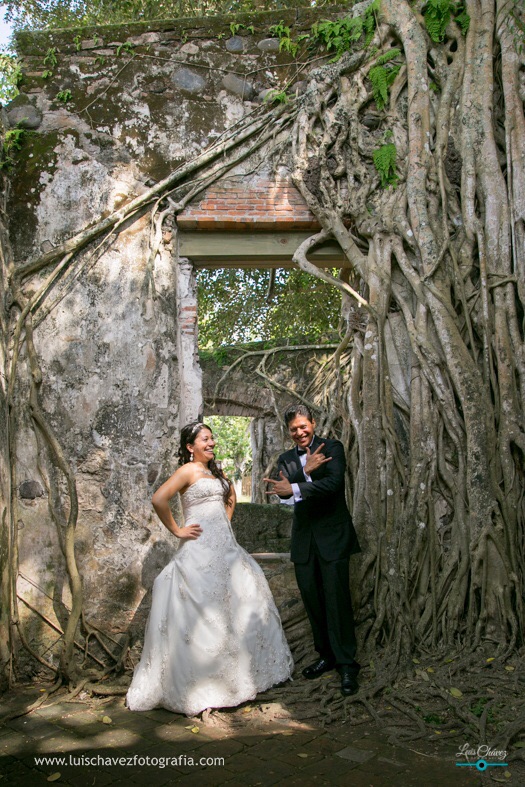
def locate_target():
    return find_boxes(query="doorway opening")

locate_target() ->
[205,415,253,502]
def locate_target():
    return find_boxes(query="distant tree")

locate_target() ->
[3,0,324,31]
[206,415,252,481]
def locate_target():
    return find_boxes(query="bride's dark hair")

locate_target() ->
[178,421,232,507]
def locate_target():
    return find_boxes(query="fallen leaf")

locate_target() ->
[412,658,420,664]
[242,707,252,714]
[434,730,441,734]
[297,753,308,758]
[504,665,515,672]
[190,726,199,734]
[102,716,112,724]
[486,657,496,663]
[426,667,435,673]
[281,731,294,736]
[47,775,61,783]
[449,687,463,698]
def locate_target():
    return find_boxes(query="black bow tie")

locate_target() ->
[297,448,307,456]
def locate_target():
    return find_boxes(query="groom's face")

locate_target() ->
[287,415,316,450]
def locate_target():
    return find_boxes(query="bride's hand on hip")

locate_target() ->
[176,524,203,540]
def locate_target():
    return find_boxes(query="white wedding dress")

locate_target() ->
[127,477,293,716]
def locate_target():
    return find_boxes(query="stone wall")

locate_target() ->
[4,9,348,673]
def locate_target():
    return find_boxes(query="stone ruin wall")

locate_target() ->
[4,9,344,670]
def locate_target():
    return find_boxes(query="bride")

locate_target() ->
[126,421,293,716]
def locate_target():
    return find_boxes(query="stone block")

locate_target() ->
[19,480,45,499]
[6,93,42,129]
[172,67,207,94]
[222,73,254,100]
[226,36,245,53]
[258,38,280,52]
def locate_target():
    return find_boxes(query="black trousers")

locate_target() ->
[294,540,357,666]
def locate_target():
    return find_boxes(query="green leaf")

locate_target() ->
[373,142,399,188]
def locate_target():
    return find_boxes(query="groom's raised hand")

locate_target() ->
[304,443,333,475]
[263,471,293,497]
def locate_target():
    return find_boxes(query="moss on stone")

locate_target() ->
[13,5,347,56]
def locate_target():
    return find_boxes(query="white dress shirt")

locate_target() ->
[291,439,314,502]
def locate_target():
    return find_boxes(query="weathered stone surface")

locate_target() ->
[6,94,42,129]
[180,42,199,55]
[145,78,167,93]
[19,480,45,499]
[257,38,280,52]
[290,80,307,96]
[222,72,254,100]
[7,8,347,675]
[225,36,245,53]
[147,464,160,484]
[172,67,206,94]
[232,503,292,553]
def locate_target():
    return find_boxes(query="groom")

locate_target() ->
[264,404,361,696]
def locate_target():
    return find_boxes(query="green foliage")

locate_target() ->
[229,22,255,37]
[197,268,341,349]
[509,5,525,55]
[0,54,22,103]
[42,69,53,79]
[310,0,380,61]
[423,713,444,724]
[368,48,402,110]
[55,88,72,103]
[373,141,398,188]
[73,34,82,51]
[43,47,58,67]
[205,416,252,482]
[455,6,470,35]
[269,21,298,57]
[4,0,323,31]
[470,697,495,722]
[263,89,288,105]
[423,0,470,43]
[116,41,135,56]
[0,127,26,170]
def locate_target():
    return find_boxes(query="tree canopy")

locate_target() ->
[197,268,342,348]
[3,0,327,31]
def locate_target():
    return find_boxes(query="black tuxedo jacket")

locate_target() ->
[277,435,361,564]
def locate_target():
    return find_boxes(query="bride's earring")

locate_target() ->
[189,452,194,462]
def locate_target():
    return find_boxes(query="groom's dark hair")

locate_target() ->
[283,404,314,426]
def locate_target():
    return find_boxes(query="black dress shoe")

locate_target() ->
[339,664,359,696]
[302,658,336,679]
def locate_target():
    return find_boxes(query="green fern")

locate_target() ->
[373,142,398,188]
[0,127,26,170]
[376,47,401,65]
[369,48,402,110]
[269,21,299,57]
[424,0,470,42]
[455,6,470,35]
[310,0,381,61]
